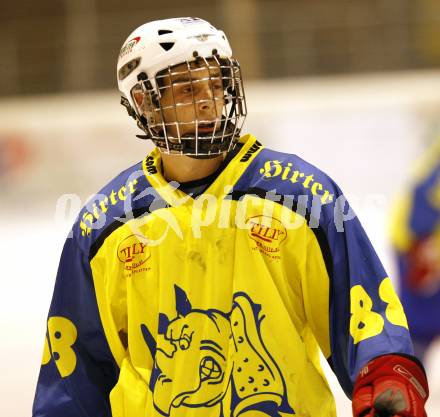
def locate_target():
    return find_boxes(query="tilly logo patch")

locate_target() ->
[117,234,150,271]
[246,215,287,260]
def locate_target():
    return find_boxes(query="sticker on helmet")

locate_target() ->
[119,36,141,60]
[179,17,204,26]
[189,34,212,42]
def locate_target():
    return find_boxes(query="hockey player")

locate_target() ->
[391,138,440,364]
[33,17,429,417]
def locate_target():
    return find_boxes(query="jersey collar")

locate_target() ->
[142,134,263,208]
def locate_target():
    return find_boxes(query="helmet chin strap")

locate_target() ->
[120,95,151,139]
[120,96,137,120]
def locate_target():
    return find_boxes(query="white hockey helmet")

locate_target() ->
[117,17,247,156]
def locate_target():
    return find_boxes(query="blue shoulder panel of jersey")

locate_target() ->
[232,147,414,397]
[70,160,165,260]
[410,163,440,238]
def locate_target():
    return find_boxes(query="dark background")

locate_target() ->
[2,0,440,96]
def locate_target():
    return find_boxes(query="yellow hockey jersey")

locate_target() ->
[33,135,412,417]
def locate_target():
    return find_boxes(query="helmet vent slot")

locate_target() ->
[159,42,175,51]
[158,30,173,36]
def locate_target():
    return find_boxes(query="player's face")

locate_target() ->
[157,60,225,139]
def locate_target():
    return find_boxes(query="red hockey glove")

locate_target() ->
[352,354,429,417]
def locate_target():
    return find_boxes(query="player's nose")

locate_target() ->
[196,84,215,111]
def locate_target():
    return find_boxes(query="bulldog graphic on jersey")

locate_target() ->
[144,285,294,417]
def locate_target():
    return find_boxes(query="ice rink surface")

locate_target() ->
[2,73,440,416]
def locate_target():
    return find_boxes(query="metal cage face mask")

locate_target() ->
[130,56,247,156]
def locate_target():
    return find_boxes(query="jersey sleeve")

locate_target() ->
[318,193,413,398]
[232,147,415,398]
[32,235,120,417]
